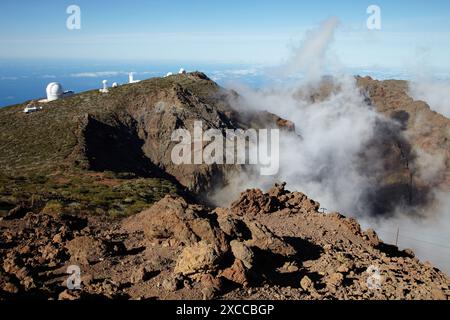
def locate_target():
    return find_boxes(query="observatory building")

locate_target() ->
[23,101,43,114]
[40,82,74,103]
[128,72,140,84]
[179,68,186,74]
[99,80,109,93]
[46,82,63,101]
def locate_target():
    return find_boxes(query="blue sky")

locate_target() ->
[1,0,450,69]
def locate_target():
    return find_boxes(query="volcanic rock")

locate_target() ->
[230,240,254,269]
[122,196,229,254]
[174,241,220,278]
[66,236,106,265]
[220,259,249,287]
[300,276,313,291]
[243,219,296,257]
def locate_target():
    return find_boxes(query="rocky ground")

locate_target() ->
[1,183,448,300]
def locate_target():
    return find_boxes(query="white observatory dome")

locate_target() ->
[128,72,140,84]
[99,80,109,93]
[179,68,186,74]
[46,82,64,101]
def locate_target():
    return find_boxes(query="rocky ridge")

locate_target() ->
[1,183,448,300]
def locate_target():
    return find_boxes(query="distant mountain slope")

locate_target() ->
[0,72,226,177]
[299,76,450,217]
[0,72,290,217]
[356,76,450,190]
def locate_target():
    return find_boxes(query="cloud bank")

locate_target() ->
[409,79,450,118]
[212,18,450,273]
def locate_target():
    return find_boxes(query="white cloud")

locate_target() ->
[1,76,19,80]
[212,18,450,273]
[70,71,127,78]
[409,80,450,118]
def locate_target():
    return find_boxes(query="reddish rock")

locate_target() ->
[220,259,249,287]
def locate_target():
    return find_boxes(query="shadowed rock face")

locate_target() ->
[357,118,426,217]
[355,76,450,217]
[356,76,450,188]
[81,115,157,176]
[294,76,450,218]
[126,79,241,193]
[71,72,293,194]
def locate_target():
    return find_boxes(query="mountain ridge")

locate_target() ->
[0,72,449,300]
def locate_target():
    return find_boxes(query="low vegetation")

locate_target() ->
[0,171,177,218]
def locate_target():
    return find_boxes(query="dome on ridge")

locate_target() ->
[46,82,64,101]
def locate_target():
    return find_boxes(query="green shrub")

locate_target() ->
[41,200,64,217]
